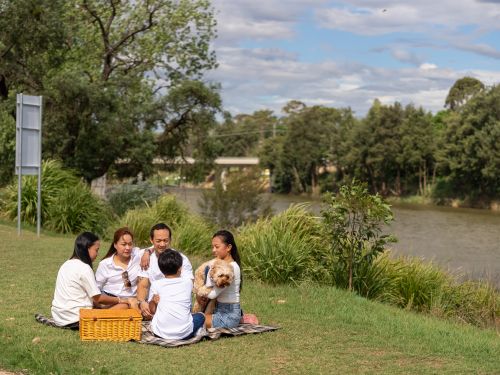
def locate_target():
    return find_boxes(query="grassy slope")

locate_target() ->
[0,222,498,375]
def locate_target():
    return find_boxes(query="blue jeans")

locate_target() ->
[212,303,241,328]
[183,313,205,340]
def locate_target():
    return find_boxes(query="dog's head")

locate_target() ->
[209,260,234,288]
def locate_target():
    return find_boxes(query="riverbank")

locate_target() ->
[386,195,500,211]
[1,224,499,374]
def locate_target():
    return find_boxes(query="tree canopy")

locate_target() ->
[0,0,218,182]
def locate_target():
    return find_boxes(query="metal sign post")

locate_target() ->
[15,94,43,236]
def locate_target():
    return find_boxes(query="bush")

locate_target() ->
[389,256,452,311]
[107,181,161,216]
[199,168,273,228]
[368,254,499,328]
[173,215,213,256]
[112,193,209,252]
[1,159,79,225]
[238,204,329,284]
[46,183,112,236]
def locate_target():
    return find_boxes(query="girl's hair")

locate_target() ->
[103,227,134,259]
[71,232,100,267]
[213,229,242,290]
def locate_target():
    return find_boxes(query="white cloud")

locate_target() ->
[204,1,500,116]
[316,1,500,35]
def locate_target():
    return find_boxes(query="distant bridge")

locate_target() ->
[152,156,259,167]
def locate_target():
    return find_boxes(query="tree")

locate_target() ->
[445,77,485,111]
[0,0,218,182]
[0,101,15,186]
[440,84,500,201]
[321,181,396,292]
[343,100,405,195]
[199,168,273,228]
[280,104,341,195]
[216,110,278,157]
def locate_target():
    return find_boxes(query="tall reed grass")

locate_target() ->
[238,204,329,284]
[0,159,111,235]
[112,193,213,254]
[1,160,79,224]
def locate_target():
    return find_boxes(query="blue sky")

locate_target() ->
[206,0,500,116]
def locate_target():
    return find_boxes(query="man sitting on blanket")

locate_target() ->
[148,249,205,340]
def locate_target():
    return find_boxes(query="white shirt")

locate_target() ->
[207,261,241,304]
[149,277,193,340]
[95,247,145,297]
[51,259,101,326]
[138,248,194,284]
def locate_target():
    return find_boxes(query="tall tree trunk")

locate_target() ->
[311,165,320,196]
[418,164,423,196]
[423,160,428,195]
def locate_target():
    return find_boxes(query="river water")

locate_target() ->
[168,187,500,286]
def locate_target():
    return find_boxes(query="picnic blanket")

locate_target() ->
[35,313,279,347]
[139,320,279,348]
[35,313,78,330]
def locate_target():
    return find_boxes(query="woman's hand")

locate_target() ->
[140,249,151,270]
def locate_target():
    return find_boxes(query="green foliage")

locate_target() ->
[199,168,273,228]
[373,254,499,328]
[321,180,396,291]
[238,204,329,284]
[1,159,79,224]
[439,84,500,201]
[107,181,161,217]
[445,76,485,111]
[0,159,111,235]
[1,0,218,182]
[0,103,16,187]
[45,183,112,236]
[112,193,211,254]
[173,215,213,256]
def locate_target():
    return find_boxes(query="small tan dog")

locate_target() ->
[193,259,234,313]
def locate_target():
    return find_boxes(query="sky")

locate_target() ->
[205,0,500,117]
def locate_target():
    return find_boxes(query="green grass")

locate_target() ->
[0,224,499,375]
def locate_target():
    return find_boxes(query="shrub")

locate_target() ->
[112,193,205,251]
[1,159,79,225]
[107,181,161,216]
[238,204,329,284]
[173,215,213,256]
[375,254,499,328]
[45,183,112,236]
[390,256,452,311]
[199,168,273,228]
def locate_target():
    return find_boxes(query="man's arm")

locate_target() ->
[136,276,152,319]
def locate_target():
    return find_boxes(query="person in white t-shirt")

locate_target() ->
[148,249,205,340]
[51,232,136,328]
[95,227,143,311]
[199,230,242,329]
[136,223,193,319]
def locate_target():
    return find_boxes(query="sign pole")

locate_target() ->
[37,97,43,236]
[17,94,23,236]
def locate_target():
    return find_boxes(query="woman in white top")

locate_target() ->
[51,232,135,328]
[204,230,242,328]
[95,227,142,311]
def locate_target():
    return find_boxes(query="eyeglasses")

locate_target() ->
[122,271,132,288]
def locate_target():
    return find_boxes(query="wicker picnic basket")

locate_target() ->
[79,309,142,341]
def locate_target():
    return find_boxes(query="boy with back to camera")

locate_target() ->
[148,249,205,340]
